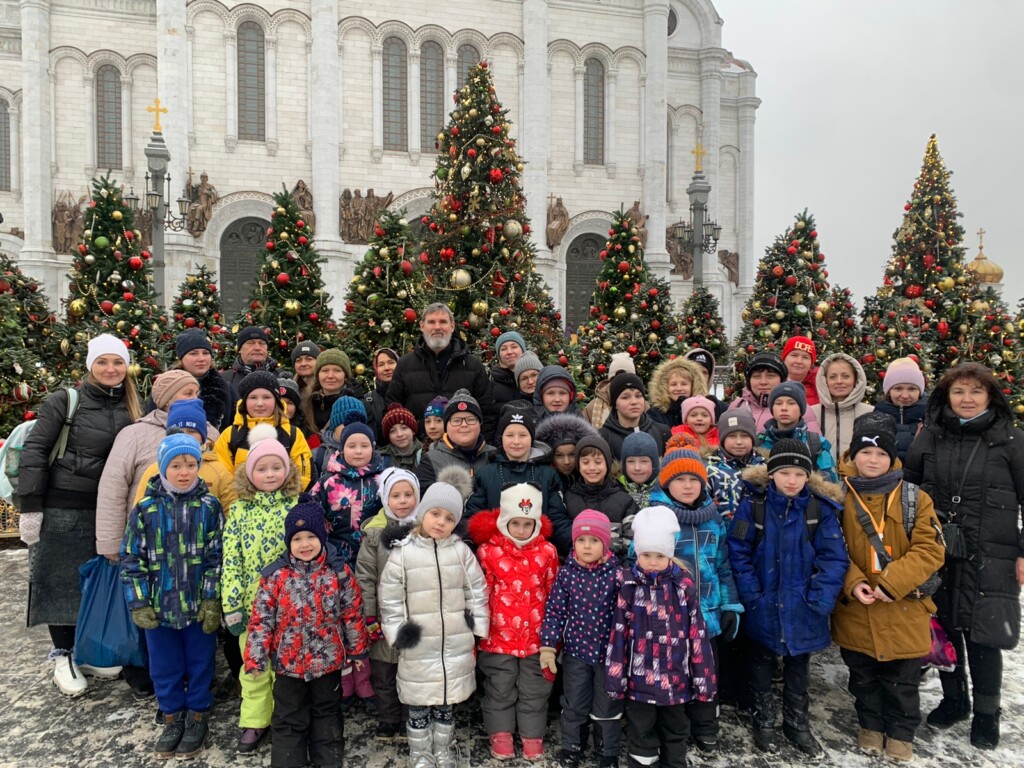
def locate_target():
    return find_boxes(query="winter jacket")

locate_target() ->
[727,466,848,656]
[465,443,567,521]
[311,427,342,479]
[221,463,302,616]
[132,446,237,515]
[244,548,368,681]
[618,475,657,511]
[355,515,414,663]
[214,406,312,489]
[540,553,621,664]
[379,439,423,472]
[791,367,820,408]
[757,420,838,483]
[874,396,928,462]
[386,335,496,436]
[223,357,279,405]
[469,509,559,657]
[363,380,390,444]
[809,353,874,462]
[706,448,766,523]
[414,434,495,491]
[552,478,638,558]
[605,562,717,706]
[649,488,743,639]
[582,379,613,430]
[667,424,720,451]
[15,382,133,514]
[831,458,944,661]
[379,531,490,706]
[303,386,365,436]
[121,476,223,630]
[310,452,385,565]
[489,364,523,416]
[197,368,232,432]
[599,411,671,463]
[647,358,712,428]
[729,387,821,436]
[904,406,1024,650]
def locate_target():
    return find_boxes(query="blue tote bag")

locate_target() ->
[74,556,146,669]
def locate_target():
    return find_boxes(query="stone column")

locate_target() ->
[735,72,760,325]
[641,0,669,274]
[265,35,278,155]
[10,103,20,200]
[444,52,456,110]
[121,75,133,181]
[370,43,383,162]
[83,72,95,176]
[186,24,195,147]
[572,65,584,175]
[156,0,190,186]
[698,47,724,237]
[224,30,237,150]
[605,68,617,178]
[408,48,420,163]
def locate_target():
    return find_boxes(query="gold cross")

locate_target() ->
[147,98,168,133]
[691,142,706,173]
[977,227,986,249]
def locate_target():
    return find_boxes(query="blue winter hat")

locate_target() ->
[157,433,203,478]
[495,331,526,355]
[175,328,213,360]
[621,431,659,470]
[768,380,807,417]
[424,396,448,420]
[166,398,208,442]
[341,421,375,450]
[329,395,368,431]
[285,493,328,549]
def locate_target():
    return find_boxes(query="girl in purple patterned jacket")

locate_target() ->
[604,506,717,768]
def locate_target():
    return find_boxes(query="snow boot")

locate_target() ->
[154,711,186,760]
[406,723,435,768]
[782,694,823,761]
[751,691,777,753]
[431,719,459,768]
[175,710,209,760]
[927,675,970,729]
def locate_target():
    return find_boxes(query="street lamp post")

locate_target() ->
[671,144,722,289]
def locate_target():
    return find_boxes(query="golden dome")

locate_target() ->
[967,228,1003,284]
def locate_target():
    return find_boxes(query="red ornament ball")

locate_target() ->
[267,241,276,250]
[490,327,501,337]
[558,355,568,366]
[401,260,413,276]
[296,220,305,229]
[123,292,134,301]
[276,272,290,286]
[100,300,114,314]
[128,256,143,270]
[184,317,197,328]
[597,364,607,375]
[403,308,418,323]
[772,265,785,278]
[489,169,504,183]
[617,261,630,273]
[298,236,308,246]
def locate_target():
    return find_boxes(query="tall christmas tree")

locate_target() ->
[572,209,684,393]
[234,186,338,368]
[828,284,862,357]
[172,264,231,359]
[0,251,60,365]
[859,135,973,395]
[0,287,49,432]
[419,61,563,363]
[679,285,729,360]
[959,284,1024,424]
[62,174,171,386]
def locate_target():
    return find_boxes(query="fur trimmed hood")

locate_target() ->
[534,411,598,449]
[467,506,554,547]
[739,462,843,503]
[233,457,303,500]
[648,357,710,412]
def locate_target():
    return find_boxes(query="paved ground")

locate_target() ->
[0,542,1020,767]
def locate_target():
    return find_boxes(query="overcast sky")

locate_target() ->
[718,0,1023,306]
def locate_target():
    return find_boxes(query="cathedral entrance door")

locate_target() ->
[220,216,271,317]
[564,233,605,332]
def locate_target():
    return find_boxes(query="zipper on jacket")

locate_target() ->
[434,538,449,704]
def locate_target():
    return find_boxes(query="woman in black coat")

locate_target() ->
[904,363,1024,750]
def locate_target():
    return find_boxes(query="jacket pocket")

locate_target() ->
[971,594,1021,650]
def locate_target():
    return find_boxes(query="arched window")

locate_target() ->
[96,65,122,169]
[382,36,408,151]
[420,41,445,152]
[237,21,266,141]
[583,58,605,165]
[457,44,480,87]
[0,101,10,191]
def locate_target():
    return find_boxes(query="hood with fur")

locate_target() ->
[534,411,598,449]
[739,462,843,503]
[233,457,302,500]
[648,357,710,412]
[467,506,554,549]
[815,352,868,408]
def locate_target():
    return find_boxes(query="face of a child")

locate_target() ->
[502,424,532,461]
[318,365,346,395]
[722,432,753,459]
[615,388,646,423]
[424,415,445,441]
[826,361,857,401]
[164,455,199,490]
[749,369,782,397]
[290,530,322,561]
[668,474,702,505]
[888,383,921,407]
[294,355,317,378]
[422,508,457,540]
[498,341,523,369]
[625,456,654,484]
[574,534,605,565]
[552,444,576,476]
[251,455,288,492]
[578,451,607,484]
[772,467,809,497]
[853,446,892,479]
[246,389,278,418]
[667,372,692,399]
[387,480,418,519]
[343,434,373,468]
[771,396,801,428]
[507,517,536,542]
[283,401,297,420]
[685,407,712,434]
[541,384,571,413]
[638,552,670,573]
[389,423,414,451]
[518,370,539,395]
[785,350,813,382]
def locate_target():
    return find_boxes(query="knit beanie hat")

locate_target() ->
[278,377,302,410]
[444,389,483,426]
[175,328,213,359]
[498,482,544,547]
[245,423,291,484]
[849,412,898,464]
[632,506,680,559]
[681,396,716,423]
[608,352,636,379]
[514,352,543,384]
[290,340,321,365]
[166,398,208,442]
[285,494,328,548]
[745,351,787,384]
[767,438,813,476]
[767,381,808,418]
[717,408,757,442]
[424,396,448,420]
[497,402,536,442]
[782,336,817,365]
[575,434,612,470]
[379,467,421,524]
[684,348,716,379]
[415,481,466,526]
[87,333,130,369]
[572,509,612,553]
[152,370,199,410]
[341,422,376,451]
[659,449,708,490]
[621,431,659,469]
[236,326,269,351]
[239,370,282,412]
[316,348,353,379]
[329,395,367,431]
[381,402,418,439]
[882,357,926,395]
[157,433,203,478]
[609,372,646,406]
[537,365,577,398]
[495,331,527,355]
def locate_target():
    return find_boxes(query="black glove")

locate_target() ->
[719,610,740,642]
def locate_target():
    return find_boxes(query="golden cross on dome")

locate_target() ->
[977,227,986,249]
[147,98,168,133]
[691,142,706,172]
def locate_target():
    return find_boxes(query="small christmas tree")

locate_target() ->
[172,264,231,360]
[679,285,729,360]
[960,285,1024,425]
[0,288,49,433]
[234,186,338,368]
[0,251,60,364]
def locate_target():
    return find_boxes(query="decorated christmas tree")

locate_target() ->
[61,173,171,386]
[572,209,684,394]
[172,264,231,360]
[0,251,60,364]
[960,285,1024,424]
[828,284,862,357]
[234,186,338,368]
[679,285,729,360]
[0,288,50,433]
[418,60,563,363]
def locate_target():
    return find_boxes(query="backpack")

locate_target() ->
[1,388,80,503]
[747,492,821,546]
[227,422,297,463]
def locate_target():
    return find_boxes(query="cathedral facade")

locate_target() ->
[0,0,758,334]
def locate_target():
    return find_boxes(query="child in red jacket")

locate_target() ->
[469,482,560,762]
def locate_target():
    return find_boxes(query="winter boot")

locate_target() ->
[406,723,435,768]
[175,710,209,760]
[154,711,186,760]
[751,691,777,753]
[52,654,88,697]
[927,675,971,729]
[781,694,823,761]
[971,709,1001,750]
[431,719,460,768]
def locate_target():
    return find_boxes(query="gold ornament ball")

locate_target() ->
[355,364,366,376]
[69,299,86,316]
[959,323,969,334]
[112,210,123,221]
[741,310,750,321]
[647,333,659,343]
[816,302,829,313]
[277,206,286,214]
[602,340,614,351]
[752,301,761,310]
[397,289,408,300]
[1016,404,1024,415]
[503,220,523,239]
[614,306,627,319]
[450,268,472,289]
[467,312,484,330]
[875,348,888,360]
[769,323,781,335]
[938,277,955,291]
[775,311,785,320]
[128,363,142,378]
[813,311,824,321]
[472,300,489,316]
[630,313,640,322]
[284,299,301,317]
[357,283,368,295]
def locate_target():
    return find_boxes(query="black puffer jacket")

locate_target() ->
[874,396,928,462]
[198,368,232,432]
[387,336,495,435]
[414,435,495,492]
[490,364,520,409]
[904,407,1024,650]
[15,382,133,513]
[598,410,671,462]
[549,477,639,558]
[223,357,279,405]
[363,380,389,443]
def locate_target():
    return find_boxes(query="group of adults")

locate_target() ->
[15,300,1024,735]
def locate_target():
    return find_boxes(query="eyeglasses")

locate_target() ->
[447,416,479,427]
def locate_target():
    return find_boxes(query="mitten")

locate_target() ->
[197,599,222,634]
[719,610,740,642]
[364,616,383,643]
[18,511,43,546]
[224,611,247,637]
[539,646,558,682]
[132,606,159,630]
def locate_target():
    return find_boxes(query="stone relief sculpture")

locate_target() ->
[136,207,154,250]
[625,200,648,248]
[51,191,86,254]
[719,250,740,286]
[546,196,570,248]
[667,227,693,279]
[185,171,218,237]
[339,188,395,243]
[292,180,315,233]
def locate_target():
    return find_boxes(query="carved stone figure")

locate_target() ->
[185,171,218,237]
[339,188,394,243]
[51,198,72,253]
[546,196,570,248]
[292,180,315,233]
[625,200,648,248]
[719,250,740,286]
[667,227,693,279]
[136,207,154,250]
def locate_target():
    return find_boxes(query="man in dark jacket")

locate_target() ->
[387,303,496,436]
[223,326,279,406]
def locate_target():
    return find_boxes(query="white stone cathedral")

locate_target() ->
[0,0,758,335]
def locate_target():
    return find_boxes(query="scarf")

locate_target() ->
[846,469,903,496]
[671,491,718,525]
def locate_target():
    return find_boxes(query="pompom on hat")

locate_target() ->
[244,423,291,485]
[659,448,708,490]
